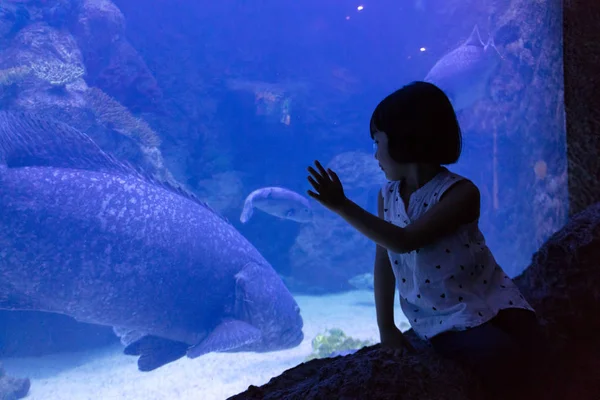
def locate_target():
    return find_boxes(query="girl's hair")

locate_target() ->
[369,81,462,165]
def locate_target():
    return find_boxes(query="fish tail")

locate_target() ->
[240,198,254,223]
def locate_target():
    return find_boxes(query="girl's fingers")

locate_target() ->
[307,176,320,190]
[307,190,321,202]
[314,160,328,177]
[307,166,324,184]
[328,169,341,185]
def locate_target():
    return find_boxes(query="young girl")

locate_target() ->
[306,81,544,395]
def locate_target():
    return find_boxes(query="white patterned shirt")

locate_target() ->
[382,167,534,340]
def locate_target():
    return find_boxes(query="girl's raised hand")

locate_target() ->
[307,160,347,213]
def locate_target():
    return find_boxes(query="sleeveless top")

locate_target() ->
[382,167,534,340]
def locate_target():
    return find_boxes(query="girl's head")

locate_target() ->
[370,81,462,181]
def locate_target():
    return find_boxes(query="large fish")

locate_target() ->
[240,187,313,224]
[424,25,501,111]
[0,111,304,371]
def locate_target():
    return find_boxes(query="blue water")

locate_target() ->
[0,0,566,399]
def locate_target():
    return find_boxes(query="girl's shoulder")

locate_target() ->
[434,168,476,195]
[440,167,466,181]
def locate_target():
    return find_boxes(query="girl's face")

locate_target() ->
[373,131,405,181]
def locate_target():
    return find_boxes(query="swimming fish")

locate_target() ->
[240,186,313,223]
[0,111,304,372]
[424,25,502,111]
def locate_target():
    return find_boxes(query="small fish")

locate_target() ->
[424,25,502,111]
[240,187,313,224]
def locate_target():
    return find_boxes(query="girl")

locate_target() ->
[306,81,545,395]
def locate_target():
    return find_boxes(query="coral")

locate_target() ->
[30,60,84,86]
[82,87,196,205]
[305,328,373,361]
[0,65,32,86]
[83,86,161,148]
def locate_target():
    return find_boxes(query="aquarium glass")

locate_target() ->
[0,0,566,399]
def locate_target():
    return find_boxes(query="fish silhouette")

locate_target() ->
[424,25,502,111]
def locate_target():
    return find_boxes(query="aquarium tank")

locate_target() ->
[0,0,566,399]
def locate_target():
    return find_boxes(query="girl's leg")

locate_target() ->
[491,308,547,357]
[429,317,532,397]
[491,308,555,396]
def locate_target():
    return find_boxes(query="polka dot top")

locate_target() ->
[382,167,534,340]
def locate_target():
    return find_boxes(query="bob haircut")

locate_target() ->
[369,81,462,165]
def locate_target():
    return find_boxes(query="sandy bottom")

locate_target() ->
[2,290,409,400]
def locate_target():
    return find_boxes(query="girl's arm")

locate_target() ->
[374,189,397,331]
[337,180,481,254]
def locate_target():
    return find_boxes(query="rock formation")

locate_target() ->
[563,0,600,214]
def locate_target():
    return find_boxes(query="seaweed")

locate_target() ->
[305,328,373,361]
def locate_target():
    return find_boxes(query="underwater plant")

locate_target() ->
[83,87,161,148]
[305,328,373,361]
[82,87,189,198]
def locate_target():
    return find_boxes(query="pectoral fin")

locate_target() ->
[113,326,146,347]
[186,320,261,359]
[113,328,188,372]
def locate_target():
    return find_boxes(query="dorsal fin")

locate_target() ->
[124,162,231,225]
[0,110,132,175]
[464,25,483,47]
[0,110,230,225]
[484,35,502,59]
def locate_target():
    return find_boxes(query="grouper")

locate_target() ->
[0,111,304,371]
